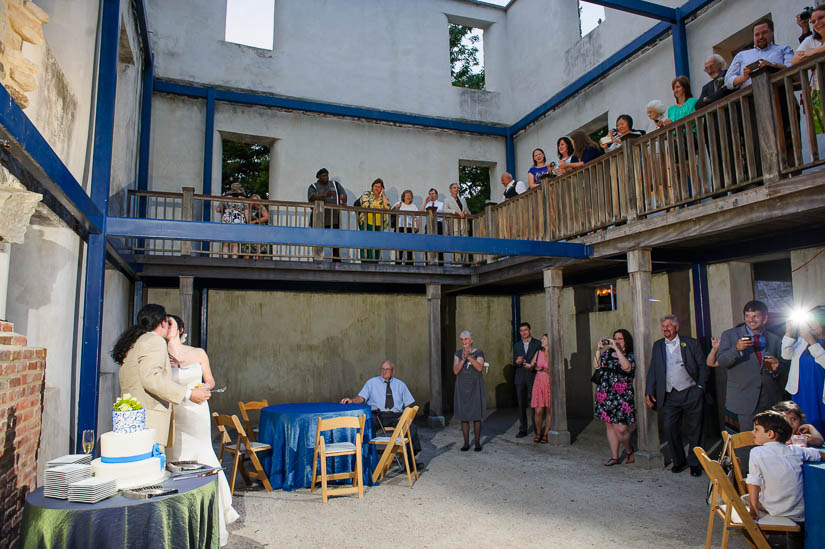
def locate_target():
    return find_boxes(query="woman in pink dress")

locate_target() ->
[531,334,551,443]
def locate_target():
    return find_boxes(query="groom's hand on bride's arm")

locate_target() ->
[189,388,211,404]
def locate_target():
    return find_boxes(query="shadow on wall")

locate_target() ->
[0,406,28,546]
[495,363,515,409]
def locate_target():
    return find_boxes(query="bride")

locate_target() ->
[165,315,239,547]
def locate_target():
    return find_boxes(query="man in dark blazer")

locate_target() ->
[645,314,709,476]
[513,322,542,438]
[716,300,785,432]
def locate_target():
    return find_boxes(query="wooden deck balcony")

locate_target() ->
[113,64,825,292]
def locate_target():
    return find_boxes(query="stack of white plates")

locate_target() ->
[44,464,92,499]
[46,454,92,469]
[68,477,118,503]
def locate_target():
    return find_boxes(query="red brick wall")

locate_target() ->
[0,321,46,548]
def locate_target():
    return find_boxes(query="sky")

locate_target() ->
[224,0,606,50]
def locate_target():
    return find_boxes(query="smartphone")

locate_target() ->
[740,336,752,343]
[600,339,611,346]
[746,60,762,73]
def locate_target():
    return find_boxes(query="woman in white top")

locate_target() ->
[166,315,239,547]
[782,307,825,436]
[793,5,825,135]
[392,189,418,264]
[645,100,670,134]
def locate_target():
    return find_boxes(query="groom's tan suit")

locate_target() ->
[119,331,188,447]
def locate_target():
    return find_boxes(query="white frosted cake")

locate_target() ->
[91,396,167,489]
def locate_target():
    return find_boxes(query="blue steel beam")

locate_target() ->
[0,83,103,235]
[133,0,152,69]
[107,217,591,259]
[77,0,121,453]
[155,80,509,137]
[583,0,676,23]
[672,16,690,79]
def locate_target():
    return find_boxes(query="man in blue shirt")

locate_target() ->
[725,19,793,90]
[341,360,421,455]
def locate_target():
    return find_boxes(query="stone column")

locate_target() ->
[0,243,9,319]
[628,248,664,468]
[0,186,42,320]
[427,284,445,427]
[179,276,194,342]
[544,267,570,445]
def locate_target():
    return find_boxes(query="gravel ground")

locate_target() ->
[224,409,748,549]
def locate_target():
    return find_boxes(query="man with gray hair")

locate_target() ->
[501,172,527,200]
[645,314,709,476]
[341,360,421,455]
[696,54,731,109]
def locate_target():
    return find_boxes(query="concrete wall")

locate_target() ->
[791,247,825,308]
[513,0,810,179]
[98,268,132,439]
[202,290,430,415]
[149,94,507,205]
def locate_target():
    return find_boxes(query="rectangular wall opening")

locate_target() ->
[458,161,492,213]
[225,0,275,50]
[449,23,485,90]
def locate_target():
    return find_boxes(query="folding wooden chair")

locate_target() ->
[721,430,754,495]
[694,446,799,549]
[212,412,273,495]
[238,399,269,442]
[370,405,419,487]
[310,414,365,503]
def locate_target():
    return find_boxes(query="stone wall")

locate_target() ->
[0,0,49,109]
[0,320,46,547]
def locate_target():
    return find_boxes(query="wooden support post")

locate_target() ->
[751,71,780,184]
[181,187,194,256]
[427,284,445,427]
[628,248,664,468]
[483,203,495,264]
[426,209,437,266]
[179,276,194,344]
[622,145,638,222]
[312,200,324,261]
[544,267,570,445]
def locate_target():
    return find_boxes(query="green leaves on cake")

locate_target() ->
[113,393,143,412]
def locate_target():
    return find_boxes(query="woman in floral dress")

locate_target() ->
[593,328,636,466]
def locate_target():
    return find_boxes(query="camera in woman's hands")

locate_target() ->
[599,339,611,346]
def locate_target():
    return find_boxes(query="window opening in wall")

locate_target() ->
[752,258,793,323]
[579,1,605,37]
[221,140,271,199]
[595,284,617,312]
[450,24,485,90]
[570,112,609,148]
[713,14,772,66]
[458,162,491,213]
[225,0,275,50]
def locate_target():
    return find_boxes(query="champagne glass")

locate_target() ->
[82,429,95,454]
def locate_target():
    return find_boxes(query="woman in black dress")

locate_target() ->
[453,330,486,452]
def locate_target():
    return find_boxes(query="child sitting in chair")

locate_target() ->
[747,410,825,522]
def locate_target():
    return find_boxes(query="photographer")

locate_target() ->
[717,300,785,432]
[782,305,825,434]
[593,329,636,466]
[599,115,642,152]
[798,6,814,44]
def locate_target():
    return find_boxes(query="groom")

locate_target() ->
[118,304,210,448]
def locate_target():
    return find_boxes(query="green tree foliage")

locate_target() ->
[450,24,485,90]
[458,165,490,214]
[221,141,270,198]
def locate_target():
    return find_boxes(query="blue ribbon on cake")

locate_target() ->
[101,443,166,470]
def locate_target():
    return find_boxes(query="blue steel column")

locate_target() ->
[76,0,121,451]
[672,16,690,79]
[691,263,711,341]
[201,88,216,252]
[505,128,515,176]
[511,294,521,345]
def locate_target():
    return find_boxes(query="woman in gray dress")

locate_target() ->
[453,330,486,452]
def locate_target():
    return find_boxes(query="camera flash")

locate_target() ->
[791,308,811,325]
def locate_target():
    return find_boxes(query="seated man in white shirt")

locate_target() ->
[341,360,421,455]
[746,411,824,524]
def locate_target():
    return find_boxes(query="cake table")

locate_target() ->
[21,475,219,548]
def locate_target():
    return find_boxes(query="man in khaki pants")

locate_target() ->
[112,304,211,449]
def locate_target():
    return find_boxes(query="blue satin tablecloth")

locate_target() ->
[804,462,825,549]
[258,402,378,491]
[22,475,219,548]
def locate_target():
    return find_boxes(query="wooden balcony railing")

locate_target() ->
[123,57,825,265]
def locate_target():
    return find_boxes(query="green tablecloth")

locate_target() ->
[22,475,219,548]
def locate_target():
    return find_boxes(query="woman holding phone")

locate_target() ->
[593,329,636,466]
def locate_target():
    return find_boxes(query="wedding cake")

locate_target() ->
[91,394,167,489]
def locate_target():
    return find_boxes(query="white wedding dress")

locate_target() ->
[169,363,240,547]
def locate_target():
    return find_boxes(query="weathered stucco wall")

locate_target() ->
[203,291,429,415]
[791,247,825,308]
[149,94,507,204]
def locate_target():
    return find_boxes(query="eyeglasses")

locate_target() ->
[380,367,394,371]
